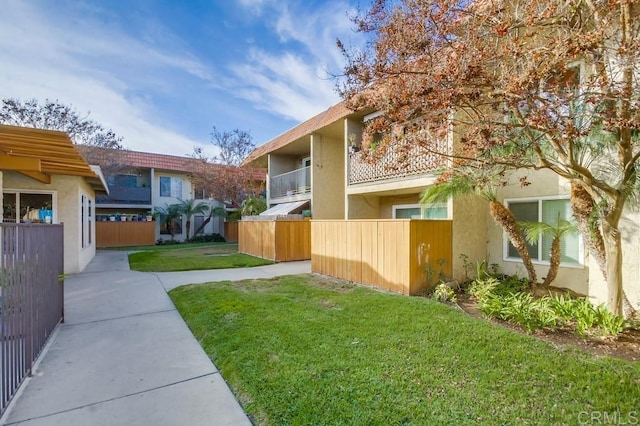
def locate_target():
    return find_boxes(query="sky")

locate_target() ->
[0,0,365,158]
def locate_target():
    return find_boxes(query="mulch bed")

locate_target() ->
[455,295,640,362]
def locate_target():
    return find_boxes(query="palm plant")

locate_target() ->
[192,205,228,237]
[421,173,538,284]
[520,219,578,288]
[154,204,182,240]
[240,196,267,216]
[176,199,209,239]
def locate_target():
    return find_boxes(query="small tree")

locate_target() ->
[240,196,267,216]
[192,206,228,237]
[155,204,182,240]
[176,199,209,239]
[190,126,264,207]
[422,171,537,284]
[520,220,579,288]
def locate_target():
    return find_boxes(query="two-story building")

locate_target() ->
[243,101,639,311]
[95,150,227,243]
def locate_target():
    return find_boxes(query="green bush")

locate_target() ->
[156,239,181,245]
[188,233,226,243]
[471,278,625,337]
[431,283,457,303]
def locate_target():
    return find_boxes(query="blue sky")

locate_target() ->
[0,0,364,157]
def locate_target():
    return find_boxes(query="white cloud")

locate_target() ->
[229,1,360,122]
[0,1,219,158]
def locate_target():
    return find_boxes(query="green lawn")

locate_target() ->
[170,275,640,425]
[108,242,233,252]
[128,244,273,272]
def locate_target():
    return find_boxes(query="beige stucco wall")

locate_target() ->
[451,195,488,282]
[487,169,589,295]
[152,171,193,242]
[589,209,640,309]
[311,134,345,219]
[347,194,380,219]
[3,171,96,274]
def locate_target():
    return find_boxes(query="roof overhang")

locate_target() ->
[0,124,107,190]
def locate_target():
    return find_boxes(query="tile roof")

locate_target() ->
[242,101,355,165]
[103,149,266,180]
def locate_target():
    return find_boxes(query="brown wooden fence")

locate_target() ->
[96,221,155,247]
[0,224,64,417]
[224,221,239,243]
[239,220,311,261]
[312,220,452,295]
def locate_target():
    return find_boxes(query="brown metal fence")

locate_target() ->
[0,224,64,417]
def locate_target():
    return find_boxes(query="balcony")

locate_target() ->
[270,166,311,199]
[96,186,152,205]
[348,141,447,185]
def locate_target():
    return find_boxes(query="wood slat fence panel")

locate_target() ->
[224,222,239,243]
[311,220,452,295]
[0,224,64,417]
[96,222,156,247]
[239,220,310,262]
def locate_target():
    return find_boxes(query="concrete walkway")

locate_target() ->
[2,252,311,426]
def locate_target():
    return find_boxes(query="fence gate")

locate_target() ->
[0,224,64,417]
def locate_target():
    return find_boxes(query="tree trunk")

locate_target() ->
[601,219,623,316]
[489,201,537,284]
[193,216,212,236]
[570,181,606,276]
[186,219,191,240]
[543,237,561,287]
[571,181,635,317]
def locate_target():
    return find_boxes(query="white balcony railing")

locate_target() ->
[270,166,311,198]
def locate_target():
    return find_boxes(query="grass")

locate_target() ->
[106,242,229,252]
[170,275,640,425]
[128,243,273,272]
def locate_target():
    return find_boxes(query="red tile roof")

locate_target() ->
[242,101,355,165]
[101,148,265,180]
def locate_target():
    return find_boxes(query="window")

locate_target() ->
[3,191,54,223]
[88,199,92,245]
[159,215,183,235]
[159,176,182,198]
[81,195,85,248]
[108,174,138,188]
[392,203,448,219]
[194,215,205,235]
[505,197,581,265]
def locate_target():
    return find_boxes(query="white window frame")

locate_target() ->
[392,202,449,220]
[3,189,58,223]
[503,195,584,268]
[159,176,183,198]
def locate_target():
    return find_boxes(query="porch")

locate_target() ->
[269,166,311,202]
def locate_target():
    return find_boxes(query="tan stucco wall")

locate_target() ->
[311,134,345,219]
[347,194,380,219]
[3,171,96,274]
[378,194,421,218]
[487,169,589,295]
[451,195,488,282]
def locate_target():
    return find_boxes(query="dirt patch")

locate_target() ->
[456,295,640,362]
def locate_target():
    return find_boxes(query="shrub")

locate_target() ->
[188,233,226,243]
[431,283,457,303]
[156,239,181,245]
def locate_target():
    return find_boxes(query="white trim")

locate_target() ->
[392,202,449,219]
[363,110,383,122]
[3,189,58,223]
[503,195,584,268]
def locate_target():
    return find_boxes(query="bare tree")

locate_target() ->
[0,98,125,172]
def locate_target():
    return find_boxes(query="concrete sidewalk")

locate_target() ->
[2,252,310,425]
